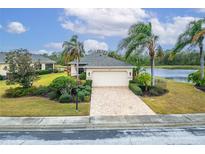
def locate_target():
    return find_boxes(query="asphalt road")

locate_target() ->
[0,126,205,145]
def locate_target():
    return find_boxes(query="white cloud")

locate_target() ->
[83,39,109,52]
[7,21,27,34]
[151,16,197,45]
[44,42,62,50]
[59,9,200,47]
[60,8,149,37]
[33,49,54,55]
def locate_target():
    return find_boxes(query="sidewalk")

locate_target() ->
[0,114,205,130]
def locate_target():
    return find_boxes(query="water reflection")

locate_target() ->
[145,68,197,82]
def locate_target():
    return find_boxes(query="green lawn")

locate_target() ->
[144,65,200,70]
[0,73,90,116]
[141,80,205,114]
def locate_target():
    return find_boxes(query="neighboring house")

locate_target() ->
[70,52,133,87]
[0,52,56,76]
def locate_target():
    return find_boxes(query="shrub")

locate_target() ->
[47,91,59,100]
[84,95,91,102]
[33,86,50,96]
[149,86,168,96]
[155,78,167,89]
[129,83,143,96]
[36,69,53,75]
[129,80,137,84]
[4,87,37,98]
[81,89,90,96]
[79,72,86,80]
[53,69,59,73]
[84,85,92,92]
[78,91,85,102]
[49,76,77,91]
[0,75,4,80]
[84,80,92,87]
[188,70,205,86]
[135,72,151,91]
[59,93,72,103]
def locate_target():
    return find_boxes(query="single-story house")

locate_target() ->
[0,52,56,76]
[70,52,133,87]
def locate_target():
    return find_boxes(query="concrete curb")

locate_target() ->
[0,114,205,130]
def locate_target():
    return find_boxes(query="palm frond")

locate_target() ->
[192,29,205,42]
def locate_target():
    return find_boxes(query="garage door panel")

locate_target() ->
[92,71,128,87]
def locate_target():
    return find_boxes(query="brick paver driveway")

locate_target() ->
[90,87,155,116]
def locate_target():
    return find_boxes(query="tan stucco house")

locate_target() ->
[70,52,133,87]
[0,52,56,76]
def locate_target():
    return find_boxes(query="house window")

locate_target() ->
[79,68,84,74]
[88,72,91,77]
[129,72,132,77]
[45,63,53,70]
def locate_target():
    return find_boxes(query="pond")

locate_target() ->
[145,68,197,83]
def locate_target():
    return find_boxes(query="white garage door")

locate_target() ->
[92,71,128,87]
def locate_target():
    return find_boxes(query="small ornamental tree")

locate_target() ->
[5,49,38,88]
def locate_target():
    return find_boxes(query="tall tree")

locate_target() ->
[62,35,85,80]
[118,22,161,86]
[173,18,205,79]
[5,49,38,88]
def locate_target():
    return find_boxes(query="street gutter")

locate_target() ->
[0,114,205,131]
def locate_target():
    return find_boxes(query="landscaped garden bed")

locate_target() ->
[3,75,92,104]
[0,73,90,116]
[129,72,168,97]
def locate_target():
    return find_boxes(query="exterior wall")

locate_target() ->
[41,63,46,70]
[86,68,133,80]
[71,64,77,76]
[0,64,9,76]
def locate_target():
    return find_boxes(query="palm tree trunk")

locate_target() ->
[199,45,204,80]
[150,57,155,86]
[76,57,79,111]
[76,57,79,81]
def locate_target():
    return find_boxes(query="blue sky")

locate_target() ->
[0,8,204,54]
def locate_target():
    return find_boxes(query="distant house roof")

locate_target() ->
[0,52,56,64]
[70,52,133,68]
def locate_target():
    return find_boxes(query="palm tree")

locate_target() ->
[173,18,205,79]
[62,35,85,80]
[118,22,161,86]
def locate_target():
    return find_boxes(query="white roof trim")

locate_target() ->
[84,66,134,69]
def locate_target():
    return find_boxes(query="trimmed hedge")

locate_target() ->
[129,83,142,96]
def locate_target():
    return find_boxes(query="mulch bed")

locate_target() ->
[195,86,205,92]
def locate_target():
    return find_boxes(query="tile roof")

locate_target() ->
[0,52,56,64]
[70,52,132,67]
